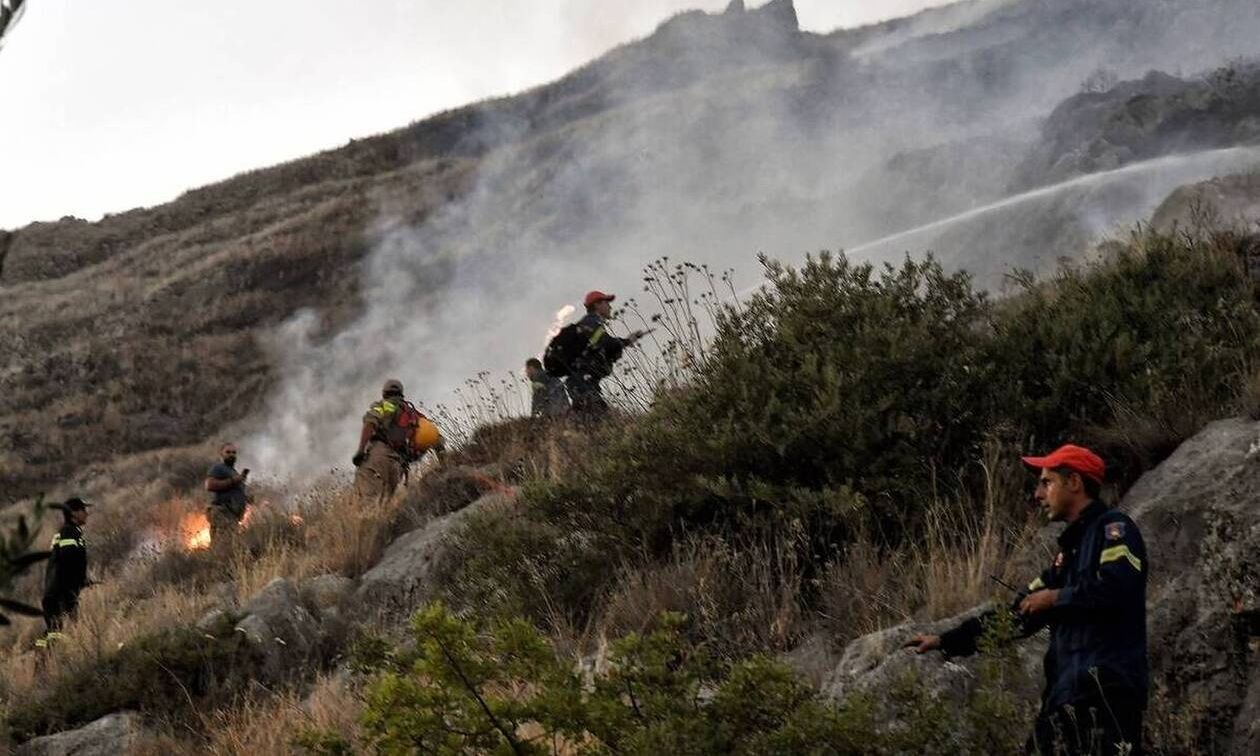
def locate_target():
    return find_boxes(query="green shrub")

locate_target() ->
[6,625,262,741]
[357,603,879,755]
[991,230,1260,488]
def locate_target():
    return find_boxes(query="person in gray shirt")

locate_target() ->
[204,442,250,547]
[526,358,570,418]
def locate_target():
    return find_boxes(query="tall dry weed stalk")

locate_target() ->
[818,441,1041,641]
[432,258,737,440]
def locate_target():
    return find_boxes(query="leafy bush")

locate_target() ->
[991,230,1260,488]
[6,625,262,741]
[354,603,879,755]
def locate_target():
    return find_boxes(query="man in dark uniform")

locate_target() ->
[526,358,570,418]
[565,291,646,415]
[907,445,1148,755]
[40,497,90,639]
[204,443,250,547]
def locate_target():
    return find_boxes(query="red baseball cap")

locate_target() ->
[584,290,615,308]
[1021,444,1105,483]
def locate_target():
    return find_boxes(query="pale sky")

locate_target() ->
[0,1,950,230]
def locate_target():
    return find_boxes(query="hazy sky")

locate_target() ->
[0,1,950,230]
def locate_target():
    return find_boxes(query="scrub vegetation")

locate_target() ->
[4,226,1254,753]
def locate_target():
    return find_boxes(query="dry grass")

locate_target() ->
[141,673,364,756]
[601,534,805,658]
[0,569,216,713]
[0,468,417,735]
[817,445,1045,643]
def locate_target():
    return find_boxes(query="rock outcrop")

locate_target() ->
[14,712,149,756]
[355,491,514,618]
[233,577,324,672]
[1152,173,1260,233]
[822,608,1046,705]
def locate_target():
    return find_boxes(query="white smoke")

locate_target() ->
[545,305,578,352]
[247,0,1260,483]
[852,0,1020,58]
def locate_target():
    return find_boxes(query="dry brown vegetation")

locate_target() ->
[0,158,475,505]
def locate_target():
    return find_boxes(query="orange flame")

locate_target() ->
[181,512,212,551]
[178,505,261,551]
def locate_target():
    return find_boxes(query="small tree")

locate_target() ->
[1,496,51,626]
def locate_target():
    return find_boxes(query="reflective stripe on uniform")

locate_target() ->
[372,400,398,417]
[1028,577,1045,591]
[1099,544,1142,572]
[54,538,84,548]
[588,325,606,347]
[36,631,67,649]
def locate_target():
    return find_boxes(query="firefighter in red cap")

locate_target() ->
[906,444,1148,755]
[562,291,646,415]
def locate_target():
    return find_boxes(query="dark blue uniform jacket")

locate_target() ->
[940,501,1148,710]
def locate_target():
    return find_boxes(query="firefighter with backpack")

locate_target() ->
[352,379,443,501]
[544,291,647,415]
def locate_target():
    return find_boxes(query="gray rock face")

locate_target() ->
[195,607,234,635]
[15,712,147,756]
[823,418,1260,753]
[303,574,355,616]
[821,607,1046,712]
[233,577,321,670]
[355,491,512,617]
[1122,418,1260,752]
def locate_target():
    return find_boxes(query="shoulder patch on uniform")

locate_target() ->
[1105,521,1126,541]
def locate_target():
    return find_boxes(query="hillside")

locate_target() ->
[6,1,1260,751]
[5,225,1260,753]
[6,0,1260,501]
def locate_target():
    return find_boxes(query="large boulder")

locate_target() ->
[1123,418,1260,752]
[14,712,148,756]
[233,577,322,671]
[302,574,356,619]
[355,491,513,617]
[822,609,1045,704]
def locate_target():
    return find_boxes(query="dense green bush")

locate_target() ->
[347,604,879,755]
[991,231,1260,487]
[6,625,262,741]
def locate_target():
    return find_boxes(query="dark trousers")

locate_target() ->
[564,374,608,415]
[1028,689,1144,756]
[42,593,77,633]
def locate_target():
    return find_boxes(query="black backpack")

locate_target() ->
[544,323,585,377]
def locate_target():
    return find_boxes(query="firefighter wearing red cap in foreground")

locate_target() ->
[906,445,1148,755]
[563,291,646,415]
